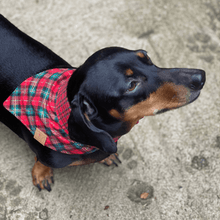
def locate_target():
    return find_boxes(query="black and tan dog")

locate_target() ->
[0,15,205,191]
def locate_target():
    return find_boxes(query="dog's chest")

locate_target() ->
[3,68,98,155]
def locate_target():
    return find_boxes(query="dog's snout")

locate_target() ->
[190,70,205,90]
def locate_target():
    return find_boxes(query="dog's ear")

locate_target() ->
[68,93,117,154]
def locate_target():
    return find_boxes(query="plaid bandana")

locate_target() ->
[3,68,118,155]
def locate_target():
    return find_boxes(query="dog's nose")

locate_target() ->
[190,70,205,90]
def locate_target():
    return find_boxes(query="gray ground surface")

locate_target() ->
[0,0,219,219]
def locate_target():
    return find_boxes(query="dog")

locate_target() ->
[0,15,205,191]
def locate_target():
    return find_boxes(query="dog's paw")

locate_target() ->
[99,153,121,167]
[32,157,54,192]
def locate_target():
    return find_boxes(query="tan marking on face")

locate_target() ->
[109,82,189,131]
[109,109,123,119]
[123,82,189,129]
[125,68,134,76]
[136,52,145,58]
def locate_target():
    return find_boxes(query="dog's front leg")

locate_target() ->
[32,156,54,192]
[99,153,121,167]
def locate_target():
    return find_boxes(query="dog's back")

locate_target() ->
[0,15,72,137]
[0,14,72,103]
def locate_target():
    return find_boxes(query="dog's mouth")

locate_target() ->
[154,108,169,114]
[153,90,201,115]
[188,90,201,104]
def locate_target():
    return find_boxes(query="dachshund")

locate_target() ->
[0,15,205,191]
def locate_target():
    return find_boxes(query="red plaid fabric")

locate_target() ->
[3,68,119,155]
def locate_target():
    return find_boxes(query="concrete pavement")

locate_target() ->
[0,0,219,219]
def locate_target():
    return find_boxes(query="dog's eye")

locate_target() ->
[127,81,139,92]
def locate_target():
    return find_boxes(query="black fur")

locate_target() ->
[0,15,205,169]
[0,15,111,168]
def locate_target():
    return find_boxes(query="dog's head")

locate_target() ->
[67,47,205,153]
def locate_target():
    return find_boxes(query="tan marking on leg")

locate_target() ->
[32,156,53,190]
[99,153,120,166]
